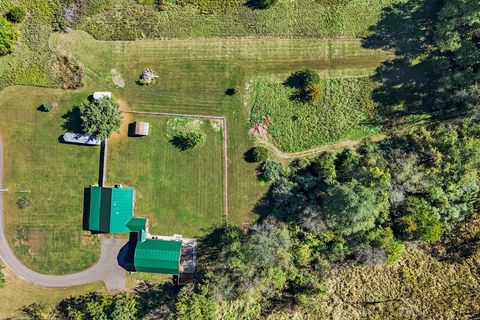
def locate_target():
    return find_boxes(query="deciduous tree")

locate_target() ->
[80,97,122,140]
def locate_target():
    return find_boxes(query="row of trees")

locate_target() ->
[172,121,480,319]
[21,292,137,320]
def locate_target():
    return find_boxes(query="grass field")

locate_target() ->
[78,0,399,39]
[108,115,224,237]
[0,87,101,274]
[0,267,103,316]
[0,0,399,93]
[321,247,480,318]
[249,76,382,152]
[51,30,391,223]
[0,32,390,276]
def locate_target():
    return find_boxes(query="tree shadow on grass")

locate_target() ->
[283,71,304,89]
[362,0,457,128]
[243,0,271,10]
[282,71,312,102]
[62,106,82,133]
[243,148,257,163]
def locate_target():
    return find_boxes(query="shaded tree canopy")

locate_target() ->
[80,97,122,141]
[323,179,380,236]
[362,0,480,124]
[170,130,206,150]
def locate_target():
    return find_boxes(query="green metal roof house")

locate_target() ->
[86,186,183,275]
[134,239,182,274]
[88,186,135,233]
[125,216,182,274]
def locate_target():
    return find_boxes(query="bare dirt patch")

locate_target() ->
[111,69,125,88]
[109,99,132,144]
[50,55,83,89]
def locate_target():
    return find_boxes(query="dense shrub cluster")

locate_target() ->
[247,146,270,162]
[171,131,206,150]
[0,16,17,56]
[51,55,84,89]
[22,292,137,320]
[263,121,480,254]
[288,68,323,102]
[6,7,26,23]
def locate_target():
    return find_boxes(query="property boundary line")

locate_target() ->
[125,111,229,224]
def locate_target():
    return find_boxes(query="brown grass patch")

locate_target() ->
[27,228,45,255]
[277,246,480,319]
[0,266,103,317]
[80,231,93,246]
[109,99,132,144]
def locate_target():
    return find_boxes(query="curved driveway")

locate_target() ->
[0,138,127,290]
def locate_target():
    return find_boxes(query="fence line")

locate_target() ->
[125,111,229,224]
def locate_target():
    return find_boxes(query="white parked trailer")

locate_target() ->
[93,92,112,100]
[63,133,101,145]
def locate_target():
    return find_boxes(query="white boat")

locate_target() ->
[63,132,101,145]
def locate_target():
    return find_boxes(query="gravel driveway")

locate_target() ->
[0,138,127,290]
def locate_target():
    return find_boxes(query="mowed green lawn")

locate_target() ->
[0,33,390,274]
[250,76,382,152]
[0,87,100,274]
[107,115,224,237]
[51,30,392,223]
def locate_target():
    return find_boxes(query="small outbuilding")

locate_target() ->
[134,122,150,136]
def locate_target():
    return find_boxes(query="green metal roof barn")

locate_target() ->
[126,217,147,242]
[134,239,182,274]
[88,186,134,233]
[86,186,183,275]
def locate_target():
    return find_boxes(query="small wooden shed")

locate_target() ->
[135,122,150,136]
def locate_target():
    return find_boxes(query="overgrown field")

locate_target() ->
[250,76,382,152]
[0,0,398,92]
[108,115,224,237]
[268,246,480,319]
[0,0,59,90]
[77,0,399,39]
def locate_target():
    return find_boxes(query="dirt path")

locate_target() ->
[0,138,127,290]
[255,132,388,160]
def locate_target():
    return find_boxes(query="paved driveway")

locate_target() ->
[0,138,126,290]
